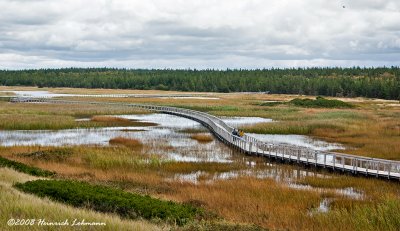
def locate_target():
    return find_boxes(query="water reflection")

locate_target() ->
[248,133,344,151]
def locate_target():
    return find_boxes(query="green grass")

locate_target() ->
[15,179,204,226]
[0,156,55,177]
[289,97,354,108]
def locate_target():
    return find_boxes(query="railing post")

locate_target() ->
[342,156,345,172]
[306,150,309,164]
[314,151,317,167]
[376,162,379,177]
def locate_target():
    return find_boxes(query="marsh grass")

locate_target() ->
[0,114,78,130]
[178,127,207,133]
[241,121,343,135]
[17,148,73,161]
[190,133,214,143]
[160,162,244,174]
[109,137,143,148]
[2,144,400,230]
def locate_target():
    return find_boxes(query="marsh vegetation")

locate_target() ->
[0,87,399,230]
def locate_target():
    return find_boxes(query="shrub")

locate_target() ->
[289,97,354,108]
[15,180,203,225]
[0,156,55,177]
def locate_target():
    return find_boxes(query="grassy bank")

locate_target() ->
[0,168,162,231]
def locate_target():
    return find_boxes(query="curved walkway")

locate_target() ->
[10,97,400,180]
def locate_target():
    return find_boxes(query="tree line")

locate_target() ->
[0,67,398,99]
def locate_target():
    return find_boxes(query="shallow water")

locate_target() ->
[247,133,344,151]
[220,116,273,127]
[1,90,220,100]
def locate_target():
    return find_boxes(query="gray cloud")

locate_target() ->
[0,0,399,69]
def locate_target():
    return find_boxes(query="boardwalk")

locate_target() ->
[10,97,400,180]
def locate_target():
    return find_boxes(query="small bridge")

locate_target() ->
[10,97,400,180]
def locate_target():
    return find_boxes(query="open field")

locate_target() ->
[1,87,400,230]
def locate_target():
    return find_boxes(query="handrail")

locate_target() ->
[9,97,400,180]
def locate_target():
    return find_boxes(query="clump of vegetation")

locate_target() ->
[259,101,284,106]
[17,148,73,161]
[190,134,214,143]
[109,137,143,148]
[180,221,265,231]
[289,97,354,108]
[14,180,204,225]
[0,156,55,177]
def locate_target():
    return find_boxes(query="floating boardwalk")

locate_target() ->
[10,97,400,180]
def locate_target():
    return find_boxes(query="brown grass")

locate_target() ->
[190,133,214,143]
[109,137,143,148]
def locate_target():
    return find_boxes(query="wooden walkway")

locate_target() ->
[10,97,400,180]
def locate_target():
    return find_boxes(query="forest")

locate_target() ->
[0,67,399,99]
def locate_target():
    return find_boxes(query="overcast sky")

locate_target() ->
[0,0,399,69]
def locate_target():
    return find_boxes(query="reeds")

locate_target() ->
[190,133,214,143]
[109,137,143,148]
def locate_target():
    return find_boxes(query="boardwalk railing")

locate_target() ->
[10,97,400,180]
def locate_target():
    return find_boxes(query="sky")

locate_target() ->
[0,0,399,69]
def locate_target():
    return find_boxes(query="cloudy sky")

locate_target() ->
[0,0,399,69]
